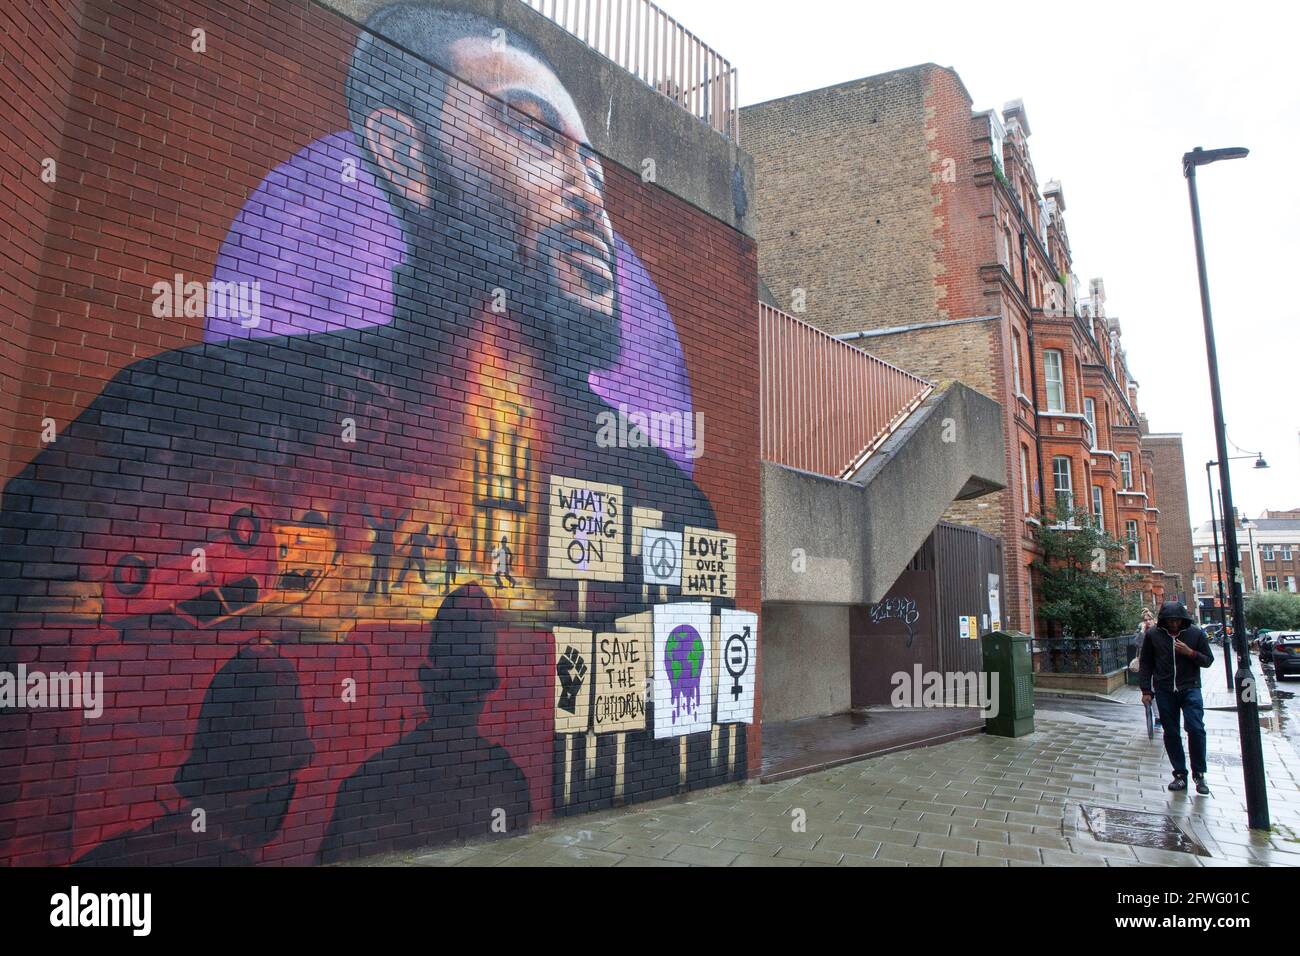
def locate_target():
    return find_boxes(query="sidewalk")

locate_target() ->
[340,709,1300,868]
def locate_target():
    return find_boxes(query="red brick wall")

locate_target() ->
[0,0,759,866]
[0,0,86,480]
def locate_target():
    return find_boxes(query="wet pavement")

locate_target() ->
[339,693,1300,867]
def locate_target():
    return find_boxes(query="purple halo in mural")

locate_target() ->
[205,131,406,341]
[206,133,696,474]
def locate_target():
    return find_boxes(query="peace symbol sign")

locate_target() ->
[650,535,677,578]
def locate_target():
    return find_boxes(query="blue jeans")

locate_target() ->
[1154,688,1207,777]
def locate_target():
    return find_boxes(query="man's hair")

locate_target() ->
[345,2,552,148]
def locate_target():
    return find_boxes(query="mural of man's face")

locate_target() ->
[442,35,617,324]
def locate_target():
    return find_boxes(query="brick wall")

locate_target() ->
[1145,433,1194,602]
[0,0,760,866]
[0,0,86,480]
[742,67,937,335]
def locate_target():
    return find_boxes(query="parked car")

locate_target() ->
[1268,632,1300,677]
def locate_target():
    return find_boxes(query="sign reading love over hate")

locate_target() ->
[683,527,736,598]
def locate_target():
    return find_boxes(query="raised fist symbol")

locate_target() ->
[557,646,587,714]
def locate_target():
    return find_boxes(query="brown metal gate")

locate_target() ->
[850,523,1004,706]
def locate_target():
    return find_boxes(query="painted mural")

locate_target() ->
[0,1,757,866]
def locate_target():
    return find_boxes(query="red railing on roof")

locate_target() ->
[760,303,934,480]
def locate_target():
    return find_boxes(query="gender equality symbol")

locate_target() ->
[724,626,751,701]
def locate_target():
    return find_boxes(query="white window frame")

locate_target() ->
[1287,576,1297,593]
[1126,520,1140,562]
[1052,456,1073,520]
[1020,445,1031,514]
[1120,452,1133,490]
[1044,350,1065,412]
[1266,576,1279,592]
[1092,485,1103,530]
[1283,546,1294,560]
[1012,332,1023,395]
[1263,545,1275,561]
[1083,397,1096,449]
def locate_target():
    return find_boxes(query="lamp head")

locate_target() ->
[1183,146,1249,176]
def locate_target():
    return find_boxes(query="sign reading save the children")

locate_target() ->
[682,527,737,598]
[547,477,623,581]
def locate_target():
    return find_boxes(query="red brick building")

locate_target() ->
[743,72,1176,631]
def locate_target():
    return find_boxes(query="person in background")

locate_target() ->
[1140,601,1215,794]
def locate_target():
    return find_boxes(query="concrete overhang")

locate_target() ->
[762,381,1006,606]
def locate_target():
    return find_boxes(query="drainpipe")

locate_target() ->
[1021,230,1046,521]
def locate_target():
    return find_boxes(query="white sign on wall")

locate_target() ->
[652,603,713,738]
[715,609,757,725]
[642,528,682,588]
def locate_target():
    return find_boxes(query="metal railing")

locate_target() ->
[1034,636,1127,674]
[521,0,739,141]
[760,304,934,480]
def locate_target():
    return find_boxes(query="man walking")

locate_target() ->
[1140,601,1215,794]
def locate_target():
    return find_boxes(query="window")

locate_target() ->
[1283,546,1294,561]
[1126,521,1140,563]
[1083,397,1096,448]
[1052,456,1073,520]
[1020,445,1032,514]
[1266,576,1279,591]
[1194,576,1207,594]
[1092,485,1103,530]
[1288,576,1297,593]
[1012,331,1023,395]
[989,112,1006,175]
[1263,545,1275,561]
[1120,452,1133,490]
[1044,350,1065,411]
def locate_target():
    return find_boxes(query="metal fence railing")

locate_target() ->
[1034,637,1127,675]
[759,304,934,480]
[521,0,739,141]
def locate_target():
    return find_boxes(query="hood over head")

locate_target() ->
[1157,601,1194,629]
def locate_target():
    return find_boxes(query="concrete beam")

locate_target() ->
[762,381,1005,605]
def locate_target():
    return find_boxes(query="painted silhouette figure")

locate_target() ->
[318,583,530,861]
[491,535,516,589]
[74,643,313,866]
[442,524,460,594]
[395,523,434,588]
[363,506,408,597]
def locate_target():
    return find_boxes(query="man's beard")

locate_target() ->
[396,194,622,382]
[534,224,621,381]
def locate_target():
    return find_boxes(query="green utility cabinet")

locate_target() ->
[980,631,1035,737]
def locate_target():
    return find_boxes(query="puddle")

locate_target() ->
[1079,804,1211,857]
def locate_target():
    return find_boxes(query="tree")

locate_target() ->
[1244,591,1300,631]
[1030,504,1145,639]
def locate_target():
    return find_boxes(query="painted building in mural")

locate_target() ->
[0,0,759,865]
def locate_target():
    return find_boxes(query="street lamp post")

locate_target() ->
[1205,452,1267,691]
[1184,144,1269,829]
[1205,461,1232,689]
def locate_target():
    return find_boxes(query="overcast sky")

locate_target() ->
[673,0,1298,529]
